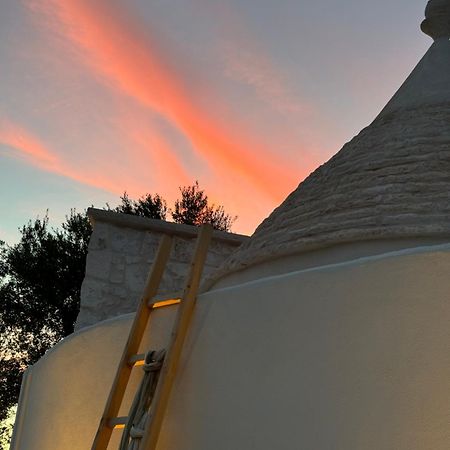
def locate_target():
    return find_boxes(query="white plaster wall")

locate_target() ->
[13,244,450,449]
[210,237,450,289]
[12,306,178,450]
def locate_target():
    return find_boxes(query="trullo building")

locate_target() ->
[11,1,450,448]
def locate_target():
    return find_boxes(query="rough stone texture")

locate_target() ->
[76,210,248,330]
[211,102,450,285]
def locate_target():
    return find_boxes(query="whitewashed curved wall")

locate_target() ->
[11,307,177,450]
[12,244,450,449]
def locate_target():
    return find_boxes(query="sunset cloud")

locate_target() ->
[0,119,59,172]
[2,0,430,239]
[119,115,192,198]
[27,0,301,203]
[0,118,121,194]
[0,116,269,234]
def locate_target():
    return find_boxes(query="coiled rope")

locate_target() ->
[119,349,166,450]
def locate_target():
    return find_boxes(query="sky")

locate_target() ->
[0,0,430,242]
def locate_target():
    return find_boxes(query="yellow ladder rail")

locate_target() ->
[91,224,213,450]
[141,224,213,450]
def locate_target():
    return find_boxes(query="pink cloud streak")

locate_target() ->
[0,118,122,194]
[29,0,301,203]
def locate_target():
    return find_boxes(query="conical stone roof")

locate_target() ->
[213,0,450,285]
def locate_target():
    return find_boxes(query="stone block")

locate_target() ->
[85,250,112,282]
[140,232,162,259]
[110,254,126,284]
[110,226,144,254]
[88,222,110,251]
[161,262,188,293]
[125,262,151,293]
[80,278,108,308]
[205,245,235,267]
[172,237,195,264]
[126,254,145,265]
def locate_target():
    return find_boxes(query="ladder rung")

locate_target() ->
[108,416,128,429]
[152,298,181,309]
[128,354,145,366]
[148,297,181,309]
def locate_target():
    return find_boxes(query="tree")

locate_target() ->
[172,181,236,231]
[114,192,167,220]
[0,183,236,448]
[0,211,91,449]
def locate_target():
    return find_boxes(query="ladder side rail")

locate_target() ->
[91,234,174,450]
[141,224,213,450]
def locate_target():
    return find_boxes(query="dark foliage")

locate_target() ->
[114,192,167,220]
[172,181,236,231]
[0,211,91,448]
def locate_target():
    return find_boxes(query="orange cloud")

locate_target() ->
[0,115,269,233]
[119,115,192,198]
[0,120,59,171]
[29,0,301,203]
[0,117,193,205]
[0,118,120,194]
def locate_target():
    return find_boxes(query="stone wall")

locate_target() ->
[76,208,248,330]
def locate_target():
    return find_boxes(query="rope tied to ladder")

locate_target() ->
[143,359,163,373]
[119,349,166,450]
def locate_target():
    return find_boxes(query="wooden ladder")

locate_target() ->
[91,224,213,450]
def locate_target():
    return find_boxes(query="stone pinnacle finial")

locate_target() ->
[421,0,450,39]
